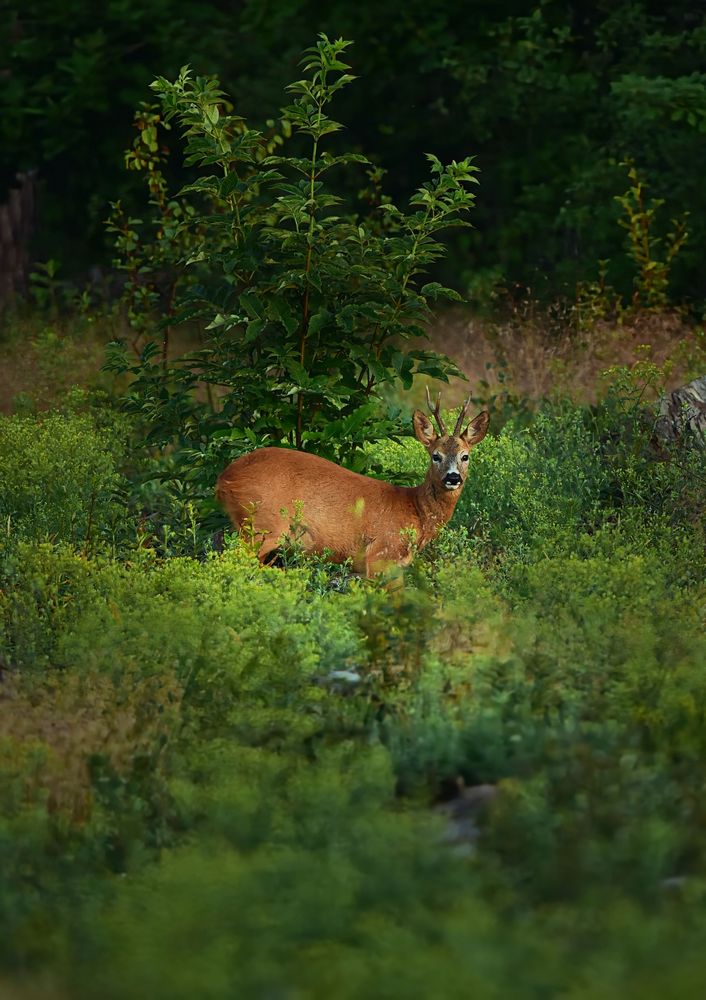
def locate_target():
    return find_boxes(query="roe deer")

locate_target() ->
[216,389,489,577]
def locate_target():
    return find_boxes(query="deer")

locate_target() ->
[216,389,490,577]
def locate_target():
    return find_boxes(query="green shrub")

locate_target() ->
[0,659,183,970]
[1,389,706,995]
[107,35,477,514]
[0,412,125,548]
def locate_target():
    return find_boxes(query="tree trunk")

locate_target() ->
[0,171,37,309]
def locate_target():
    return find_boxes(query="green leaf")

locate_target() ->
[268,297,299,336]
[308,309,331,336]
[421,282,464,302]
[219,172,242,198]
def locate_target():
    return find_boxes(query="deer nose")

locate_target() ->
[444,472,461,487]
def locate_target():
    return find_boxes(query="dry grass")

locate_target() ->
[419,305,705,409]
[0,313,116,414]
[2,302,704,417]
[0,978,68,1000]
[0,309,201,413]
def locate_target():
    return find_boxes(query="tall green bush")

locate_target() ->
[108,35,478,501]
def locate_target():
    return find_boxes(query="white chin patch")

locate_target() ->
[444,482,461,491]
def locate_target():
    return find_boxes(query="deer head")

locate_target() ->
[412,388,490,492]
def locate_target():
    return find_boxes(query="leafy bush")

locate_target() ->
[107,35,478,518]
[1,521,704,995]
[1,368,706,995]
[0,411,126,548]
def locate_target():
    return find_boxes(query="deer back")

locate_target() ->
[216,447,419,564]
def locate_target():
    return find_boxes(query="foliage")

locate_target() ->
[1,381,705,994]
[1,0,233,267]
[106,36,476,514]
[104,102,201,356]
[4,2,706,307]
[0,411,127,549]
[575,161,690,323]
[615,161,690,310]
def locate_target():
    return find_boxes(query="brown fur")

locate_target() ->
[216,406,489,577]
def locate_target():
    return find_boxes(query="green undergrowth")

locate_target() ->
[1,394,705,997]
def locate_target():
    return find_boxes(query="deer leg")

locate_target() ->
[257,538,281,565]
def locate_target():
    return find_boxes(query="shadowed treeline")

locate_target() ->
[3,1,706,308]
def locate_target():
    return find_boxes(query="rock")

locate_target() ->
[433,781,498,857]
[661,875,689,892]
[326,669,362,685]
[653,374,706,448]
[315,668,363,694]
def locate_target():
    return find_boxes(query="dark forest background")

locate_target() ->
[3,0,706,310]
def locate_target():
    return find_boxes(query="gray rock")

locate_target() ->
[653,374,706,448]
[433,782,498,857]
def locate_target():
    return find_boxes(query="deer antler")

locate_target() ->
[425,385,447,436]
[453,394,474,437]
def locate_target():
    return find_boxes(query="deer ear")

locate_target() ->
[462,410,490,446]
[413,410,438,448]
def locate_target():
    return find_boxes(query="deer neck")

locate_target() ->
[411,473,462,542]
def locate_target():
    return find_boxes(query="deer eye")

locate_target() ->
[432,453,442,463]
[461,454,469,462]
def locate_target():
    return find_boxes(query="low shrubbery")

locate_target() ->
[1,380,705,995]
[0,408,128,549]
